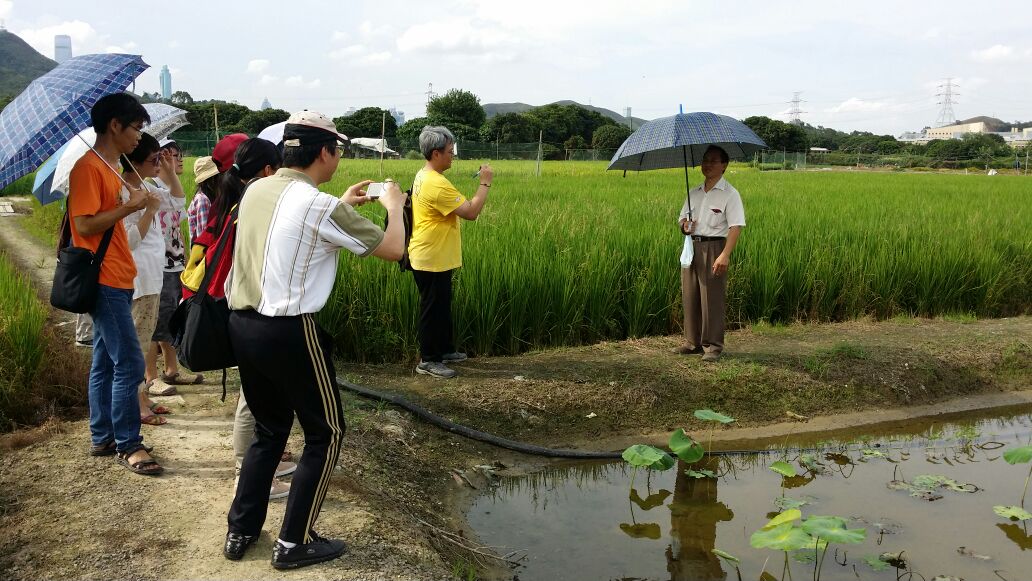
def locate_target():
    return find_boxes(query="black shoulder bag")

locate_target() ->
[50,211,115,314]
[383,188,414,271]
[169,206,238,396]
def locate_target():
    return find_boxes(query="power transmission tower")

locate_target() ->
[787,92,806,125]
[425,82,436,107]
[935,78,959,127]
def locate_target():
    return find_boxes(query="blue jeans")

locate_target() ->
[89,285,145,453]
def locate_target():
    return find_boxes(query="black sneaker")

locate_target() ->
[441,351,468,362]
[223,532,258,561]
[416,361,458,379]
[271,533,347,570]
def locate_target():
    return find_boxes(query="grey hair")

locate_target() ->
[419,126,455,160]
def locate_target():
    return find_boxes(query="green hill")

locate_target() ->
[0,30,57,98]
[484,100,648,129]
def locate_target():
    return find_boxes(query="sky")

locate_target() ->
[2,0,1030,135]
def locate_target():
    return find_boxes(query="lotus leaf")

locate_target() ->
[801,515,866,544]
[911,474,976,493]
[993,505,1032,521]
[863,555,891,572]
[694,409,735,424]
[750,522,816,551]
[711,548,740,564]
[799,453,823,473]
[629,489,671,511]
[861,449,886,458]
[774,496,809,510]
[770,460,797,477]
[622,445,674,470]
[669,429,705,463]
[763,508,802,530]
[1003,445,1032,465]
[685,468,716,479]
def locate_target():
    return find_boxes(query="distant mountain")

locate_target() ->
[484,100,648,129]
[0,30,58,97]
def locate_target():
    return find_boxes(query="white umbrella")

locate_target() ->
[35,103,190,200]
[257,120,287,145]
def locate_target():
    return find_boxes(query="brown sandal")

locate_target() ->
[140,414,167,426]
[116,450,164,476]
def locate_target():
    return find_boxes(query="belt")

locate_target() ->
[691,235,726,242]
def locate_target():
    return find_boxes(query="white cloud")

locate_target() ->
[247,59,270,74]
[971,44,1014,62]
[329,44,366,60]
[17,20,103,57]
[332,30,349,42]
[284,76,321,89]
[0,0,12,20]
[259,74,278,85]
[396,18,518,55]
[825,98,890,114]
[358,51,392,65]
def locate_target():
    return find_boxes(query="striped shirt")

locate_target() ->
[227,168,385,316]
[187,191,210,241]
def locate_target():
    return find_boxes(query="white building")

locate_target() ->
[54,35,72,63]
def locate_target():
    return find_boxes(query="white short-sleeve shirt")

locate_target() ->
[677,177,746,238]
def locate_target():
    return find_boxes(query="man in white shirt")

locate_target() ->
[674,146,746,362]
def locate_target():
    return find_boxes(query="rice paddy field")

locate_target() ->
[321,160,1032,361]
[0,251,48,429]
[5,159,1031,362]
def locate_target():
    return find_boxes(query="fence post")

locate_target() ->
[535,131,543,177]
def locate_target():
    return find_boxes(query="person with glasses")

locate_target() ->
[672,145,745,363]
[407,125,493,379]
[67,93,162,475]
[120,133,184,426]
[222,110,406,569]
[146,138,200,396]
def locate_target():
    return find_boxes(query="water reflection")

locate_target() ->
[469,409,1032,581]
[666,457,732,581]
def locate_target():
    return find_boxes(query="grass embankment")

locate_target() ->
[0,251,87,431]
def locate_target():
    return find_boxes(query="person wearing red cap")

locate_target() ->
[212,133,249,173]
[222,110,407,569]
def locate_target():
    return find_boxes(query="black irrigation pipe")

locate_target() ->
[336,377,1007,459]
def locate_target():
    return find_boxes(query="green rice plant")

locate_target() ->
[0,252,48,430]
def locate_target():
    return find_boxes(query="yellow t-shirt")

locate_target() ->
[408,168,467,272]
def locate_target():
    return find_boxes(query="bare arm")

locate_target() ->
[370,182,406,261]
[451,164,493,221]
[157,151,185,199]
[712,226,742,276]
[73,185,148,236]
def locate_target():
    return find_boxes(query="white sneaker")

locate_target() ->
[275,461,297,477]
[269,478,290,500]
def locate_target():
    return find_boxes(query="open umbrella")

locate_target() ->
[0,53,149,191]
[607,111,766,220]
[257,120,287,145]
[32,102,189,203]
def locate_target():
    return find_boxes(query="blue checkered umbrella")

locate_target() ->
[607,111,766,220]
[0,53,149,190]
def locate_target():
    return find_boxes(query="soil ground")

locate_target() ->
[0,209,1030,581]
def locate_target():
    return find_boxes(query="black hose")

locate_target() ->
[337,377,1016,459]
[338,377,623,459]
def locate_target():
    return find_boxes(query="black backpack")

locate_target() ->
[383,189,413,272]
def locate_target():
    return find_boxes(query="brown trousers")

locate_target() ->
[680,239,728,354]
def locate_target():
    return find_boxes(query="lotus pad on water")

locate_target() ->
[770,460,797,477]
[750,523,816,551]
[694,409,735,424]
[1003,445,1032,464]
[801,515,867,544]
[993,505,1032,521]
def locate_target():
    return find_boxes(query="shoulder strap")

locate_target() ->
[196,205,239,300]
[94,226,116,263]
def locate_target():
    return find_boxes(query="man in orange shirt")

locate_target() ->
[68,93,164,475]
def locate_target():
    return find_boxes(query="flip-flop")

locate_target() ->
[140,414,167,426]
[149,402,173,415]
[162,371,205,385]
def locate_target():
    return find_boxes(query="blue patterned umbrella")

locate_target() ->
[607,111,766,220]
[0,53,149,190]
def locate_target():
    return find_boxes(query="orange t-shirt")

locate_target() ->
[67,151,136,290]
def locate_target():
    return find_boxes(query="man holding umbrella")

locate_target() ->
[674,145,745,362]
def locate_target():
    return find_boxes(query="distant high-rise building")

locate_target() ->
[389,107,405,126]
[260,97,272,110]
[624,107,632,127]
[159,65,172,100]
[54,35,72,63]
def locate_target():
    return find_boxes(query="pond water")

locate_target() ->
[468,406,1032,581]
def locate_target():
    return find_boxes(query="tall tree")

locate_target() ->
[480,112,543,143]
[743,116,808,151]
[170,90,194,105]
[234,108,290,135]
[333,107,398,139]
[592,124,632,149]
[426,89,486,130]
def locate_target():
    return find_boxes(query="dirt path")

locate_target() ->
[1,210,1030,581]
